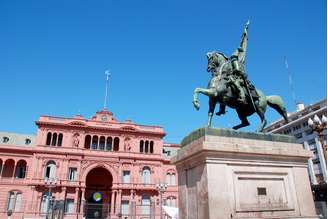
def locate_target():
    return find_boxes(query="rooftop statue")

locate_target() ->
[192,21,288,132]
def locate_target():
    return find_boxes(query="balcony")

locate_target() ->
[29,178,82,187]
[114,182,157,191]
[0,177,27,184]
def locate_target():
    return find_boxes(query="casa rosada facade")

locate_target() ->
[0,110,179,219]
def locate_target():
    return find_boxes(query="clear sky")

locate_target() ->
[0,0,326,143]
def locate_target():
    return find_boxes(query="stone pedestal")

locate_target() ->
[172,127,318,219]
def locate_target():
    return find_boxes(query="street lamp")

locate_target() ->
[308,115,327,165]
[156,183,168,219]
[44,177,57,219]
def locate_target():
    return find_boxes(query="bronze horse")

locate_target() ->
[192,52,288,132]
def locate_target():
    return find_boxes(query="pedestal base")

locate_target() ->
[172,127,318,219]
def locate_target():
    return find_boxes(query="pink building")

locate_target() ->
[0,109,179,219]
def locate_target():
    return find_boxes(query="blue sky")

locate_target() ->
[0,0,326,143]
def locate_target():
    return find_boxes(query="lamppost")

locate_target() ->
[156,183,167,219]
[44,177,57,219]
[308,115,327,165]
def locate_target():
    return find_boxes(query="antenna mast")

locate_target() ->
[104,70,111,109]
[284,57,297,107]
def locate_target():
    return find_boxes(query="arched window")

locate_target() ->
[91,136,98,150]
[7,191,15,211]
[140,140,144,153]
[57,133,63,146]
[46,132,52,146]
[45,161,56,179]
[150,141,154,153]
[51,133,57,146]
[113,137,120,151]
[99,136,105,150]
[145,141,149,153]
[166,197,177,207]
[142,167,151,184]
[84,135,91,149]
[7,191,22,212]
[166,172,176,185]
[2,159,15,178]
[106,137,113,151]
[15,160,27,179]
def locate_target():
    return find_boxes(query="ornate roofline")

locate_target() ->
[35,121,166,138]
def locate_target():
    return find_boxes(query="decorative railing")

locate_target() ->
[113,182,158,190]
[28,178,82,187]
[0,177,27,184]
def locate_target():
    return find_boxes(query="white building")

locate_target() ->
[264,98,327,218]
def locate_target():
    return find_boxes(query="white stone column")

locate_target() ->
[315,137,327,182]
[304,141,318,184]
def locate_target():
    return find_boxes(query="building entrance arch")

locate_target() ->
[85,167,113,219]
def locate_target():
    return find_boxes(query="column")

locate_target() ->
[74,188,79,213]
[129,189,135,218]
[97,137,100,150]
[61,187,67,201]
[315,137,327,182]
[151,196,156,219]
[12,162,17,179]
[30,186,36,213]
[115,190,122,214]
[80,188,86,215]
[0,162,4,178]
[36,194,42,216]
[80,134,85,149]
[36,159,41,178]
[111,190,116,215]
[25,165,29,179]
[61,159,68,180]
[304,141,318,184]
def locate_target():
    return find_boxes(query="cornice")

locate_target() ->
[36,121,165,138]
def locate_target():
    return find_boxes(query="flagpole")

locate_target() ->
[104,70,111,109]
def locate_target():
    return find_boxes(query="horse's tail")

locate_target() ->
[266,95,289,123]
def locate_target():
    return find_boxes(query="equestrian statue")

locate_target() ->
[192,21,288,132]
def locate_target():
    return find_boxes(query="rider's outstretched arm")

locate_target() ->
[238,20,249,63]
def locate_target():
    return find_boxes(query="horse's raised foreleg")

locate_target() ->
[193,87,217,110]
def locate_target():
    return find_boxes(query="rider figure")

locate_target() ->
[229,20,252,105]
